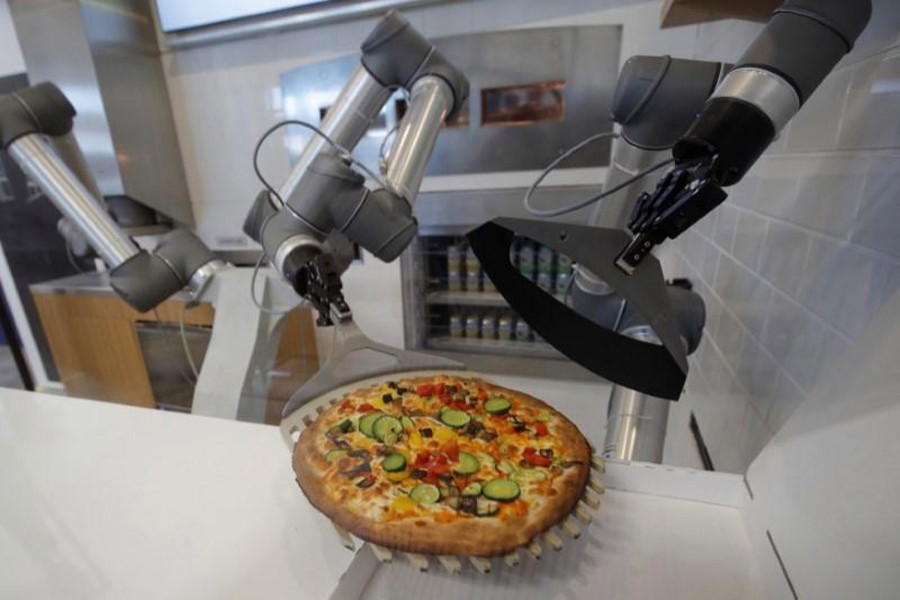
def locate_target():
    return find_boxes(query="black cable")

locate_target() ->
[252,119,343,209]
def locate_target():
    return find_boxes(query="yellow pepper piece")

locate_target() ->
[385,470,409,482]
[391,496,417,512]
[433,427,455,441]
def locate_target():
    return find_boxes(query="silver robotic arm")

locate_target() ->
[0,83,224,312]
[244,11,469,325]
[617,0,873,272]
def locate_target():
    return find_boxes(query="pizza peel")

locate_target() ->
[279,318,606,574]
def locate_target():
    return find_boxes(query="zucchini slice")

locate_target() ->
[461,482,483,497]
[409,483,441,505]
[359,412,384,438]
[325,449,348,463]
[373,415,403,444]
[476,497,499,517]
[440,408,471,428]
[334,419,353,433]
[513,468,548,483]
[483,478,520,502]
[382,453,406,472]
[400,415,415,431]
[498,459,518,475]
[452,452,480,475]
[475,452,496,469]
[484,397,511,414]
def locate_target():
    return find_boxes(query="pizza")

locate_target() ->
[292,374,592,557]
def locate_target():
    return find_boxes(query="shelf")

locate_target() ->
[428,336,565,360]
[426,290,510,307]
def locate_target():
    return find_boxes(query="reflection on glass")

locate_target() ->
[481,80,566,126]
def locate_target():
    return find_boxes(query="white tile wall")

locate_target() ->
[663,0,900,472]
[162,0,900,473]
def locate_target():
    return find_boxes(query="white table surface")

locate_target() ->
[0,388,354,600]
[0,388,767,600]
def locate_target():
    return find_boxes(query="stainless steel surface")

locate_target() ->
[602,325,670,463]
[10,0,195,225]
[383,76,452,203]
[576,136,669,296]
[161,0,451,49]
[187,258,227,299]
[281,25,621,176]
[280,65,391,203]
[272,234,323,277]
[9,135,139,268]
[588,136,670,229]
[712,67,800,132]
[282,318,464,418]
[51,132,103,201]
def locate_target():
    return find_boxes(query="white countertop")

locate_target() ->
[0,388,353,600]
[0,388,766,600]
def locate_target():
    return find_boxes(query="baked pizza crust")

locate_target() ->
[293,377,592,557]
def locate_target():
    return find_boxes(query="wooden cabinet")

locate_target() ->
[661,0,782,29]
[32,290,318,424]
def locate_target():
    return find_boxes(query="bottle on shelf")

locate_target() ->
[537,271,553,293]
[447,243,464,276]
[466,267,481,293]
[465,314,481,339]
[514,318,531,343]
[518,242,535,282]
[498,314,514,341]
[449,313,463,338]
[555,270,570,301]
[481,313,497,340]
[448,271,462,292]
[537,245,554,276]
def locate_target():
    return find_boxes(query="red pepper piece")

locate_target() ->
[358,403,375,413]
[416,384,433,397]
[534,422,549,437]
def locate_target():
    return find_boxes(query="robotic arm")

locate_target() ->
[244,11,469,325]
[617,0,872,273]
[0,84,224,312]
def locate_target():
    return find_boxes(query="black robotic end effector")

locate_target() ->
[292,253,351,327]
[468,218,689,400]
[615,161,727,275]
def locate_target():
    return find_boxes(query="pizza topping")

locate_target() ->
[513,468,549,483]
[419,427,433,438]
[459,496,477,514]
[373,416,403,444]
[483,478,521,502]
[381,393,394,403]
[498,459,518,475]
[476,497,500,517]
[382,453,406,472]
[358,403,376,413]
[533,422,549,437]
[344,460,372,477]
[325,449,348,463]
[356,474,376,488]
[452,452,480,475]
[409,483,441,505]
[400,416,415,431]
[359,412,384,438]
[523,447,552,467]
[440,408,471,429]
[461,481,483,497]
[484,397,511,415]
